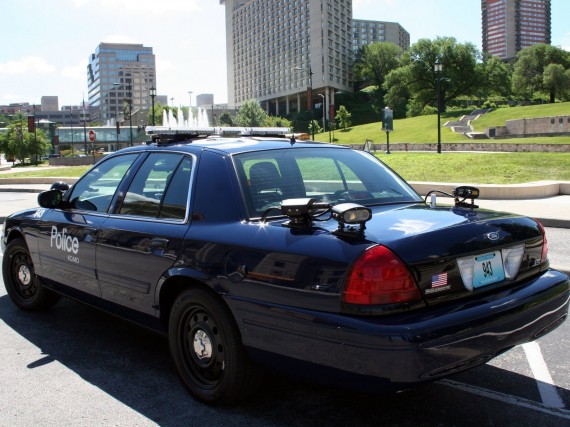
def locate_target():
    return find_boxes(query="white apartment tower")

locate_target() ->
[220,0,353,120]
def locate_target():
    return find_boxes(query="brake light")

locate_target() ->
[343,245,420,305]
[536,220,549,264]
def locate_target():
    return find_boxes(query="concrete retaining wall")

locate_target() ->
[485,115,570,138]
[410,181,570,199]
[350,143,570,152]
[48,156,104,166]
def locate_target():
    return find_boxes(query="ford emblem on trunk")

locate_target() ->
[486,232,500,241]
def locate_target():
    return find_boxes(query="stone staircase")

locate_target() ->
[445,108,492,139]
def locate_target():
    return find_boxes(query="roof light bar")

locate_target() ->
[146,126,290,138]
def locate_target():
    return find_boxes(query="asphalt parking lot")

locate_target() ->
[0,254,568,427]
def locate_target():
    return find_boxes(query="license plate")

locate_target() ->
[472,251,505,288]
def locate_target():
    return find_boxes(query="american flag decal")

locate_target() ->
[432,273,448,287]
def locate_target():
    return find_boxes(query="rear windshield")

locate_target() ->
[233,147,421,218]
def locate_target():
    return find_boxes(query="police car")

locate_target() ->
[2,127,569,404]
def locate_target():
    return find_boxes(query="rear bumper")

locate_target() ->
[230,269,569,388]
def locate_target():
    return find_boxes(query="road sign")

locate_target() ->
[89,130,96,142]
[382,107,393,132]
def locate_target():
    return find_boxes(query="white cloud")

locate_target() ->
[62,59,88,81]
[0,56,56,75]
[102,34,140,44]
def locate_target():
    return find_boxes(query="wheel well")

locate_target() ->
[5,229,26,246]
[158,276,227,329]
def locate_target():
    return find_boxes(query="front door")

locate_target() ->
[37,153,141,296]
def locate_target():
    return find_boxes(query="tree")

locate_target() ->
[218,112,235,126]
[307,120,321,136]
[0,123,51,165]
[264,115,292,128]
[353,42,403,110]
[383,37,480,117]
[543,63,569,102]
[354,42,402,89]
[146,101,165,126]
[477,55,513,99]
[234,99,268,127]
[335,105,352,130]
[512,44,570,102]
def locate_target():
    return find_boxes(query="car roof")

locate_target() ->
[120,137,349,156]
[181,137,345,154]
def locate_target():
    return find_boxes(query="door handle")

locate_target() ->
[150,238,169,252]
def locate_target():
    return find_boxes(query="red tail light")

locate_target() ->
[343,245,421,305]
[536,220,549,264]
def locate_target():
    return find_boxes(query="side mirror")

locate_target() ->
[38,189,63,209]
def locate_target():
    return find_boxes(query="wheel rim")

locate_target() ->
[10,251,38,301]
[180,306,225,389]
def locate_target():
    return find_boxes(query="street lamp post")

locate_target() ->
[295,65,314,112]
[318,93,325,132]
[149,86,157,126]
[114,82,133,147]
[295,65,314,139]
[434,59,443,154]
[69,106,74,155]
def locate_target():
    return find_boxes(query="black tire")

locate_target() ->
[169,288,261,404]
[2,238,60,311]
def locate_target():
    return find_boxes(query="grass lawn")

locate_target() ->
[0,165,90,178]
[377,152,570,184]
[314,114,468,144]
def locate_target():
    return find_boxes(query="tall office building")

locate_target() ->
[87,43,156,122]
[352,20,410,52]
[481,0,551,60]
[220,0,353,121]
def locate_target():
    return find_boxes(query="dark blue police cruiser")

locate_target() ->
[2,127,569,404]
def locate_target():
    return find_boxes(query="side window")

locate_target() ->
[119,153,185,218]
[159,157,192,220]
[68,153,140,213]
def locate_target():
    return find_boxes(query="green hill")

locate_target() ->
[471,102,570,132]
[314,102,570,145]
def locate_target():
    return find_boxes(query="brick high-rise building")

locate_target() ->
[481,0,551,60]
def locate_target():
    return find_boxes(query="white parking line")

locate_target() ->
[439,379,570,420]
[522,341,566,409]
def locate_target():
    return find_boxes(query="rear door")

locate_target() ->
[96,152,194,314]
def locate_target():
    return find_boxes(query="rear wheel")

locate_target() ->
[169,288,261,404]
[2,238,60,311]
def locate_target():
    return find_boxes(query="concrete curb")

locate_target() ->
[410,180,570,200]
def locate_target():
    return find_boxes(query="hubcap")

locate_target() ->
[18,265,32,287]
[192,329,213,361]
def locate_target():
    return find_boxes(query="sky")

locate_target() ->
[1,0,568,108]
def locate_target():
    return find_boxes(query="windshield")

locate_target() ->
[233,147,422,218]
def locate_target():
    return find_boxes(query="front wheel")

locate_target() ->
[2,238,60,311]
[169,288,261,404]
